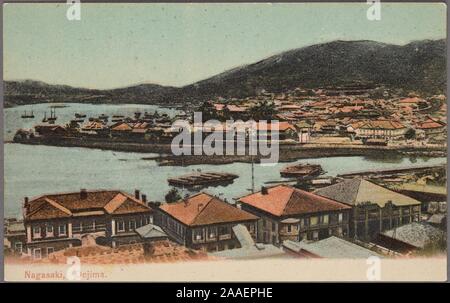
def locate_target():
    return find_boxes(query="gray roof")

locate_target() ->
[314,178,420,207]
[428,214,446,225]
[135,223,168,239]
[232,224,255,248]
[283,237,383,259]
[5,221,25,235]
[382,222,445,249]
[210,244,290,260]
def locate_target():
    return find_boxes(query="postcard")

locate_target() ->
[2,2,447,282]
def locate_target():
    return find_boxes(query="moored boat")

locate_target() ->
[21,110,35,118]
[280,163,324,178]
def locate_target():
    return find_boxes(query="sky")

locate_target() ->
[3,2,447,89]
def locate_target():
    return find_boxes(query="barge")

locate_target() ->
[168,172,239,188]
[280,163,324,178]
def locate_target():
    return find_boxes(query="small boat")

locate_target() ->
[21,110,35,118]
[98,114,109,121]
[71,118,84,123]
[280,163,324,178]
[75,113,86,118]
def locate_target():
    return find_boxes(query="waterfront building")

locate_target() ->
[238,185,351,245]
[23,189,153,259]
[154,192,258,252]
[352,119,407,140]
[314,178,422,241]
[416,118,447,136]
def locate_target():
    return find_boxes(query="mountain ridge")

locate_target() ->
[4,39,446,108]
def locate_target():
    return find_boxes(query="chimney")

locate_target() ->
[23,197,30,214]
[135,189,140,200]
[141,194,147,204]
[261,186,268,195]
[80,189,87,200]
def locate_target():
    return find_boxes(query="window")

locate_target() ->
[15,242,23,253]
[194,229,203,241]
[33,248,42,260]
[271,222,276,232]
[338,213,343,223]
[47,247,54,256]
[322,215,329,224]
[58,224,67,236]
[287,225,292,232]
[33,226,41,238]
[208,227,216,239]
[312,231,319,240]
[129,220,136,231]
[219,226,230,235]
[73,223,82,232]
[46,225,54,237]
[117,221,125,232]
[310,216,318,226]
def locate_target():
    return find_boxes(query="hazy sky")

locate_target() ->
[3,3,446,89]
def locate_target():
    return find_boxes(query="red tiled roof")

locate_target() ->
[25,190,151,221]
[357,120,406,130]
[111,123,133,131]
[399,97,422,104]
[416,119,446,129]
[256,122,296,132]
[239,185,350,217]
[159,193,258,227]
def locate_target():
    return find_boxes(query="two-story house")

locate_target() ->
[314,178,422,241]
[23,189,153,259]
[154,192,258,252]
[238,185,351,245]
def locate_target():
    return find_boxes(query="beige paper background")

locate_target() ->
[4,257,447,282]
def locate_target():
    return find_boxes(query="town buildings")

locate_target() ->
[23,189,153,259]
[4,218,26,256]
[373,222,445,255]
[154,192,259,252]
[283,236,383,258]
[238,185,352,245]
[314,178,422,241]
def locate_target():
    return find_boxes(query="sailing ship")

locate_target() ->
[21,110,35,118]
[47,108,57,122]
[42,112,48,123]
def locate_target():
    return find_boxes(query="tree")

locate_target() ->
[199,101,217,121]
[165,188,182,203]
[404,128,416,140]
